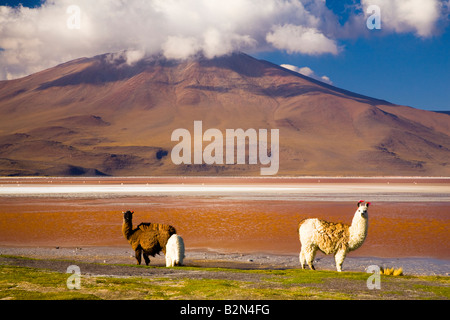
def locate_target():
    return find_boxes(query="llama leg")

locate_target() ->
[299,248,306,269]
[305,246,317,270]
[143,252,150,266]
[135,248,142,265]
[334,249,347,272]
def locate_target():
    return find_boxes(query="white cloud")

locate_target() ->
[105,50,147,66]
[361,0,442,37]
[0,0,447,80]
[162,36,201,60]
[266,24,339,55]
[0,0,333,80]
[280,63,333,85]
[298,66,314,77]
[320,75,331,84]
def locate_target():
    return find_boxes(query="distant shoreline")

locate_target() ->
[0,177,448,202]
[1,176,449,184]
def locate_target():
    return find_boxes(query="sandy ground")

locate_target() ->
[0,246,448,276]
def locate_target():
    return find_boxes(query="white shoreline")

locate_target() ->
[1,176,449,180]
[0,182,448,202]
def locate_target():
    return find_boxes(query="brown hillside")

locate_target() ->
[0,52,448,176]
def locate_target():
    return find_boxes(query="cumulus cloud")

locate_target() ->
[280,64,333,84]
[266,24,339,55]
[0,0,447,80]
[361,0,442,37]
[105,50,147,66]
[162,36,201,60]
[1,0,340,79]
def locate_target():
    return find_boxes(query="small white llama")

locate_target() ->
[298,200,370,272]
[165,234,185,267]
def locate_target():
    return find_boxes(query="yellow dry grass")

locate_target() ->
[380,267,403,276]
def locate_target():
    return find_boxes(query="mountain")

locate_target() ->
[0,52,449,176]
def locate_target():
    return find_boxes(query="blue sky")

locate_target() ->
[0,0,42,7]
[257,31,450,111]
[1,0,449,111]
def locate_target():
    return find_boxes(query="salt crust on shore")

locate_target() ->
[0,179,448,202]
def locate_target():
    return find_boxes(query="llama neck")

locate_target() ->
[122,219,133,240]
[348,212,368,251]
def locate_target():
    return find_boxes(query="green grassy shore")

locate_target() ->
[0,255,448,300]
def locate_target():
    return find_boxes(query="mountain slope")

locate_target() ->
[0,52,448,176]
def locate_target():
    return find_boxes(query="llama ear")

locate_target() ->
[358,200,364,207]
[131,210,134,214]
[366,202,371,207]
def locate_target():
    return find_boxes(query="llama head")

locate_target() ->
[356,200,370,219]
[122,210,134,222]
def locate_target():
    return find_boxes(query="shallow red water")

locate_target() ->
[0,195,448,259]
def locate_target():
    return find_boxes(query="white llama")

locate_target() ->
[298,200,370,272]
[165,234,185,267]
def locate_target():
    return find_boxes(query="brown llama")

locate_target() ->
[122,210,177,265]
